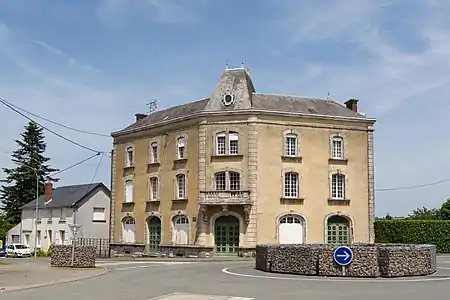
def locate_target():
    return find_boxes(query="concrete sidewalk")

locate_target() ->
[0,259,107,293]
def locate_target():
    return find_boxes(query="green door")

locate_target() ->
[327,215,350,244]
[148,217,161,251]
[215,216,239,254]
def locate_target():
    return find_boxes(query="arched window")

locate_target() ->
[283,172,299,198]
[122,217,136,243]
[125,146,134,167]
[172,216,189,245]
[331,173,345,199]
[214,172,226,190]
[278,215,304,244]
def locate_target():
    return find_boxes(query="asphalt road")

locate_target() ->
[2,257,450,299]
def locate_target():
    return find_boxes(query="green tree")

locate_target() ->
[439,199,450,220]
[407,206,441,220]
[0,213,12,239]
[0,121,59,224]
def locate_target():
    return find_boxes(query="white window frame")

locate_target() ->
[283,172,299,198]
[176,174,186,199]
[216,132,226,155]
[331,173,346,199]
[214,172,226,191]
[150,142,159,163]
[284,133,298,157]
[228,132,239,155]
[92,207,106,222]
[177,137,186,159]
[229,171,241,190]
[60,207,66,221]
[331,136,344,159]
[125,146,134,167]
[125,179,134,203]
[149,177,158,201]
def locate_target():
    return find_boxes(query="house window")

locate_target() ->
[149,177,158,200]
[125,146,134,167]
[229,171,240,190]
[60,208,66,221]
[216,132,226,155]
[125,180,134,203]
[331,173,345,199]
[331,136,344,159]
[284,134,298,156]
[284,172,299,198]
[177,137,186,159]
[48,230,53,244]
[150,142,158,163]
[59,230,65,245]
[48,209,53,220]
[228,132,239,155]
[214,172,226,191]
[37,230,41,246]
[93,207,106,222]
[176,174,186,199]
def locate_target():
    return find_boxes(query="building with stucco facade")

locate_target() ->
[109,66,375,256]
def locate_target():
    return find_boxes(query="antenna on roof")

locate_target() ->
[327,92,331,100]
[146,98,158,113]
[241,60,244,68]
[225,59,229,69]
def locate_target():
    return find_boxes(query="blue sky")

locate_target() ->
[0,0,449,217]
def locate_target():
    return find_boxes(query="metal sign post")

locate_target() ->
[68,224,82,267]
[333,246,354,276]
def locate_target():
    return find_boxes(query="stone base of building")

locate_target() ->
[110,243,146,257]
[238,246,256,257]
[255,243,437,278]
[159,245,214,258]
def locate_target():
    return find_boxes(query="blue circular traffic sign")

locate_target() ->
[333,246,353,266]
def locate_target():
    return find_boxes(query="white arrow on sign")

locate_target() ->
[336,251,350,260]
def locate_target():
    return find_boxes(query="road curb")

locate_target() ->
[0,267,110,293]
[103,258,255,263]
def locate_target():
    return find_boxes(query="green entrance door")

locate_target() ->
[147,217,161,251]
[214,215,239,254]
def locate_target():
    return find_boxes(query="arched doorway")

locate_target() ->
[214,215,239,254]
[326,215,351,244]
[172,216,189,245]
[147,217,161,251]
[122,217,135,243]
[278,215,305,244]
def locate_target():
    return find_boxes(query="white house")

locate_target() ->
[6,181,111,252]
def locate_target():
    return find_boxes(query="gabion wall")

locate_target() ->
[51,245,96,268]
[255,244,437,278]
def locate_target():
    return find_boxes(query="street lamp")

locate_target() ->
[18,163,39,258]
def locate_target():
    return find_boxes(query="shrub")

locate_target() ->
[36,248,47,257]
[375,220,450,253]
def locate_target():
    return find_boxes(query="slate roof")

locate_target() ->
[21,182,110,209]
[112,69,373,136]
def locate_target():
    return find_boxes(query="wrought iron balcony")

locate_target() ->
[198,190,251,205]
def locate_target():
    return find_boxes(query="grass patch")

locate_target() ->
[49,266,104,270]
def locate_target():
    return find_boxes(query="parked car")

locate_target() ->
[5,244,31,258]
[0,247,5,257]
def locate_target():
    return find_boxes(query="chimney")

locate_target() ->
[135,113,147,122]
[45,180,53,201]
[344,99,359,112]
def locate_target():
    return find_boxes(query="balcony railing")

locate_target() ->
[198,190,251,205]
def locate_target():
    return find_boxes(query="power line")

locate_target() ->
[0,96,110,156]
[50,153,101,176]
[0,97,110,137]
[375,178,450,192]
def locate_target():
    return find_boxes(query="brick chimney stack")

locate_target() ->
[135,113,147,122]
[344,99,359,112]
[45,180,53,201]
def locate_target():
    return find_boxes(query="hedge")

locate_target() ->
[374,220,450,253]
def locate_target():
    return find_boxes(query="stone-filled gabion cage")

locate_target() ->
[255,244,437,278]
[51,245,96,268]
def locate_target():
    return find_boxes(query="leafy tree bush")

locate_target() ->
[375,219,450,253]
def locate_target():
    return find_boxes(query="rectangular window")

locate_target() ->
[215,172,226,190]
[285,134,297,156]
[48,209,53,220]
[176,174,186,199]
[125,180,134,203]
[60,207,66,221]
[177,137,186,159]
[48,230,53,244]
[149,177,158,200]
[37,230,41,246]
[126,147,133,167]
[229,172,240,190]
[151,143,158,163]
[60,230,65,245]
[216,134,226,155]
[332,138,343,159]
[93,207,106,221]
[284,172,299,198]
[229,132,239,155]
[331,174,345,199]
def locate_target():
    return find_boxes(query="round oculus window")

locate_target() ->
[223,94,234,106]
